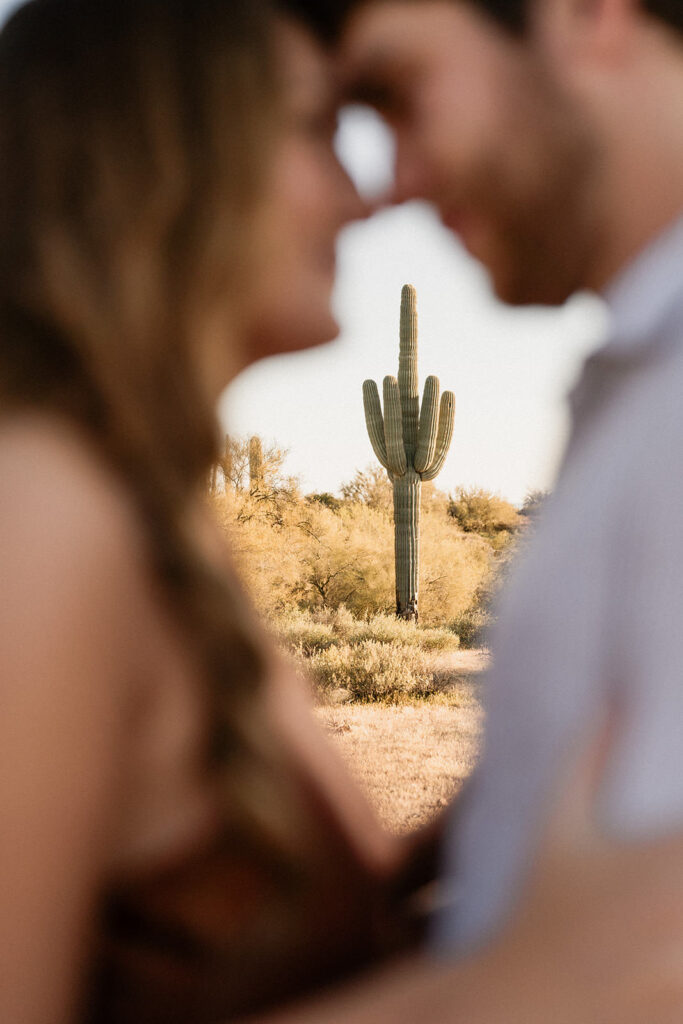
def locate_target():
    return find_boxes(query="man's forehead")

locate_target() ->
[341,2,454,70]
[342,0,464,53]
[338,0,505,94]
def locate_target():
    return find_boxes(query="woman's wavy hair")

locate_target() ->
[0,0,307,868]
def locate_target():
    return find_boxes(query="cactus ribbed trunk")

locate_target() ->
[394,468,421,620]
[395,286,420,620]
[399,286,419,465]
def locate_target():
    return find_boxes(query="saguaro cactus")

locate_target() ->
[249,435,264,491]
[363,285,455,621]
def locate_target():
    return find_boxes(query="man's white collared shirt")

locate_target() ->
[436,214,683,953]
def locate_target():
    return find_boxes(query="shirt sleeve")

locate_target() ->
[599,396,683,839]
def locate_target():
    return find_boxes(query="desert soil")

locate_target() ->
[315,649,488,834]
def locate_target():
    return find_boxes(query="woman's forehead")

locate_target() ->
[277,17,338,104]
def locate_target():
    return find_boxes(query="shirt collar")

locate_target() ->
[602,211,683,357]
[566,212,683,434]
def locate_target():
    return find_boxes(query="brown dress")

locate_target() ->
[84,771,419,1023]
[81,610,422,1023]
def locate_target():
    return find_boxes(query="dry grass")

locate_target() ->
[316,650,488,833]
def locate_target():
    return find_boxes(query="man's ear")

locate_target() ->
[533,0,640,72]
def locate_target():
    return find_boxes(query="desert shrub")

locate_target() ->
[295,506,492,625]
[306,492,342,512]
[212,477,494,629]
[451,606,491,649]
[275,607,460,656]
[273,613,336,654]
[448,486,521,543]
[343,614,459,652]
[306,640,438,703]
[276,607,462,703]
[210,490,310,613]
[210,434,293,496]
[343,612,408,645]
[418,511,492,624]
[340,464,393,509]
[298,505,395,616]
[409,627,460,652]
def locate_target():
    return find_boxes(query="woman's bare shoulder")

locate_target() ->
[0,411,151,678]
[0,411,143,547]
[0,417,154,1024]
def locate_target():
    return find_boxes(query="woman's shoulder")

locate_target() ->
[0,409,144,561]
[0,410,151,666]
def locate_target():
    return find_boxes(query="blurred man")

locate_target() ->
[287,0,683,958]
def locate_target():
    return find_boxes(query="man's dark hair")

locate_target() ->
[482,0,683,34]
[274,0,353,44]
[278,0,683,42]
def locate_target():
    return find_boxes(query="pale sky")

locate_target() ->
[0,2,610,504]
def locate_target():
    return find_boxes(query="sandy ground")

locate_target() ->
[315,650,488,834]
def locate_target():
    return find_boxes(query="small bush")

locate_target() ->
[448,486,520,541]
[340,465,393,509]
[306,640,438,703]
[274,616,336,654]
[348,615,459,653]
[414,628,461,653]
[275,608,459,656]
[451,607,491,649]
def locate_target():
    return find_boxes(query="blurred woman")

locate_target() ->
[0,3,420,1022]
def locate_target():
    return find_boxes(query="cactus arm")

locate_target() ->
[383,376,408,478]
[362,379,391,471]
[421,391,455,482]
[414,376,440,473]
[398,284,420,461]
